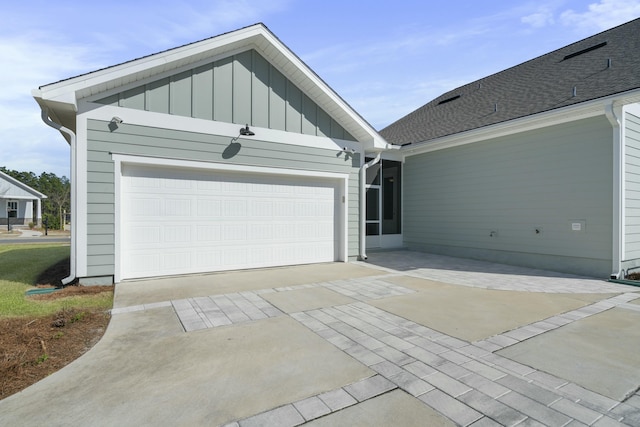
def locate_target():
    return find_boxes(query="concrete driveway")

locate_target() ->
[1,251,639,426]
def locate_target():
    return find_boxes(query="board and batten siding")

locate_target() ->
[95,50,355,142]
[624,111,640,264]
[403,116,613,278]
[85,119,360,278]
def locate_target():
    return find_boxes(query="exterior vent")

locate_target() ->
[563,41,607,60]
[437,94,461,105]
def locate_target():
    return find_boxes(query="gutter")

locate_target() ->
[38,108,77,285]
[605,102,624,279]
[359,152,381,260]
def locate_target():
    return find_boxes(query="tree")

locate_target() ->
[38,172,70,230]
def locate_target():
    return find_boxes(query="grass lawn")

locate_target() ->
[0,243,113,317]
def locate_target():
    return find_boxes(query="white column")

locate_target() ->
[36,198,42,227]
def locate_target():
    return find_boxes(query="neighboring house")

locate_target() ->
[33,19,640,285]
[380,17,640,279]
[0,171,47,229]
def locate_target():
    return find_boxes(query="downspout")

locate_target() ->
[605,102,624,279]
[39,108,77,285]
[359,152,381,260]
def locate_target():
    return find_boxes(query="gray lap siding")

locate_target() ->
[85,118,360,278]
[403,116,614,277]
[623,111,640,272]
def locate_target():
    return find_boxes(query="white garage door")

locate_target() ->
[120,164,341,280]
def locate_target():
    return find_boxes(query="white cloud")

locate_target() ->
[0,33,108,177]
[560,0,640,32]
[521,10,555,28]
[111,0,292,52]
[302,24,490,80]
[0,36,103,101]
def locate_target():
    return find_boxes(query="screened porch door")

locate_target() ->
[366,159,402,248]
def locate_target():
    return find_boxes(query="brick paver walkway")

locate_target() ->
[111,253,640,426]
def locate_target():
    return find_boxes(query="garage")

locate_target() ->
[118,163,345,280]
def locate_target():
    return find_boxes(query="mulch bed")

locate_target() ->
[625,272,640,281]
[0,258,113,400]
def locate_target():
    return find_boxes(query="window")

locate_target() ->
[7,201,17,218]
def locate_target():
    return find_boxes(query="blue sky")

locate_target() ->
[2,0,640,178]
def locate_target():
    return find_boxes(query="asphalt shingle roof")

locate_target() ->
[380,18,640,145]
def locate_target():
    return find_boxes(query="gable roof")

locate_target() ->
[33,23,388,149]
[0,171,47,200]
[380,18,640,146]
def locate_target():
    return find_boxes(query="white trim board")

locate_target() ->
[79,103,364,154]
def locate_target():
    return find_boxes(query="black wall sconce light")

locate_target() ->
[239,124,255,136]
[108,116,123,132]
[226,124,255,158]
[231,124,255,143]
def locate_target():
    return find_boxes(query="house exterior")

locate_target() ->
[34,19,640,285]
[381,17,640,279]
[0,171,46,229]
[33,24,388,285]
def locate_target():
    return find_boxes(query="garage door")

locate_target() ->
[120,164,341,280]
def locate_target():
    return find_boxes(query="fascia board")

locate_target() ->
[402,90,640,156]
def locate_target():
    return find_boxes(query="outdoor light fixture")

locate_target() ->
[111,116,123,124]
[239,124,255,136]
[230,124,256,145]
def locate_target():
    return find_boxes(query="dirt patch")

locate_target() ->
[30,285,114,300]
[0,308,110,400]
[1,257,113,400]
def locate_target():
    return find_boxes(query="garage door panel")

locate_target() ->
[163,225,191,242]
[196,225,221,241]
[195,250,221,268]
[161,251,191,270]
[197,200,222,216]
[125,253,160,275]
[120,165,342,280]
[137,226,161,245]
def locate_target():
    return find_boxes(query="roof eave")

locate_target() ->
[401,89,640,156]
[0,171,48,199]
